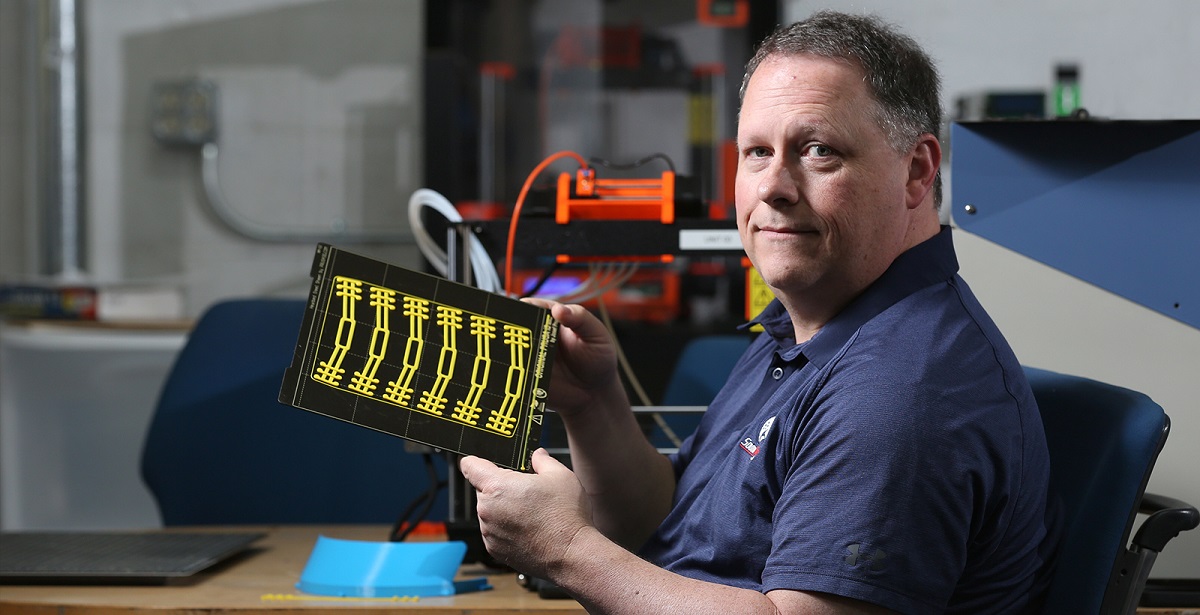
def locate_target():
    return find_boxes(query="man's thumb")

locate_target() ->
[529,448,568,476]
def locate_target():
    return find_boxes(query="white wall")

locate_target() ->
[785,0,1200,578]
[83,0,425,315]
[1,0,427,531]
[785,0,1200,123]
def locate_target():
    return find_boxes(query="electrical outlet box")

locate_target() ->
[151,79,218,146]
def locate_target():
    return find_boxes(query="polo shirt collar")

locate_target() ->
[744,225,960,368]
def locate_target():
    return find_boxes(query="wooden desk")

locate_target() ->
[0,526,1193,614]
[0,526,585,614]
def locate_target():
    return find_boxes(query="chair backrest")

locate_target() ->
[661,335,752,406]
[140,298,445,526]
[1024,367,1169,614]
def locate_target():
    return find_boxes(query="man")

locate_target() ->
[460,11,1059,614]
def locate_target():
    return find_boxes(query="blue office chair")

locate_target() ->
[1026,367,1198,614]
[661,335,752,406]
[140,298,446,527]
[647,334,753,451]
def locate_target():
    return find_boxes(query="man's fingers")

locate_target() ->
[459,455,500,490]
[530,448,568,476]
[553,302,597,332]
[521,297,558,310]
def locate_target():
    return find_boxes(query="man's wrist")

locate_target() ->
[547,524,621,597]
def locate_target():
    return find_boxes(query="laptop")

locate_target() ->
[0,530,264,585]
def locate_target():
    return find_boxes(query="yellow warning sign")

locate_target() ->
[745,266,774,329]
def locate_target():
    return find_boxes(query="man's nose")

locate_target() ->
[757,162,799,207]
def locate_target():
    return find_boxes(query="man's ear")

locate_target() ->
[906,134,941,209]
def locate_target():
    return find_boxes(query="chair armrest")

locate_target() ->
[1133,492,1200,553]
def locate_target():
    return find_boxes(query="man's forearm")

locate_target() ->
[558,378,676,549]
[552,526,776,615]
[554,527,896,615]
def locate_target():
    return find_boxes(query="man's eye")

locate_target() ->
[747,146,770,158]
[803,143,833,157]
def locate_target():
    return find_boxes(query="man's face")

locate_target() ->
[735,54,917,315]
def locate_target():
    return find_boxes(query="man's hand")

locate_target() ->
[522,299,621,418]
[459,448,593,579]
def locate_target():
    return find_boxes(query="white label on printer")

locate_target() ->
[678,229,742,251]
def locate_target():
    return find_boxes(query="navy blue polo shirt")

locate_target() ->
[638,227,1058,614]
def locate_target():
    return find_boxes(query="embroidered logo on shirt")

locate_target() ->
[758,416,776,442]
[844,544,887,571]
[739,437,759,458]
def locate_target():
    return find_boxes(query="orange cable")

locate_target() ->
[506,150,589,295]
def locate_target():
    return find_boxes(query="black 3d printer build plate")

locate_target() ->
[279,244,557,471]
